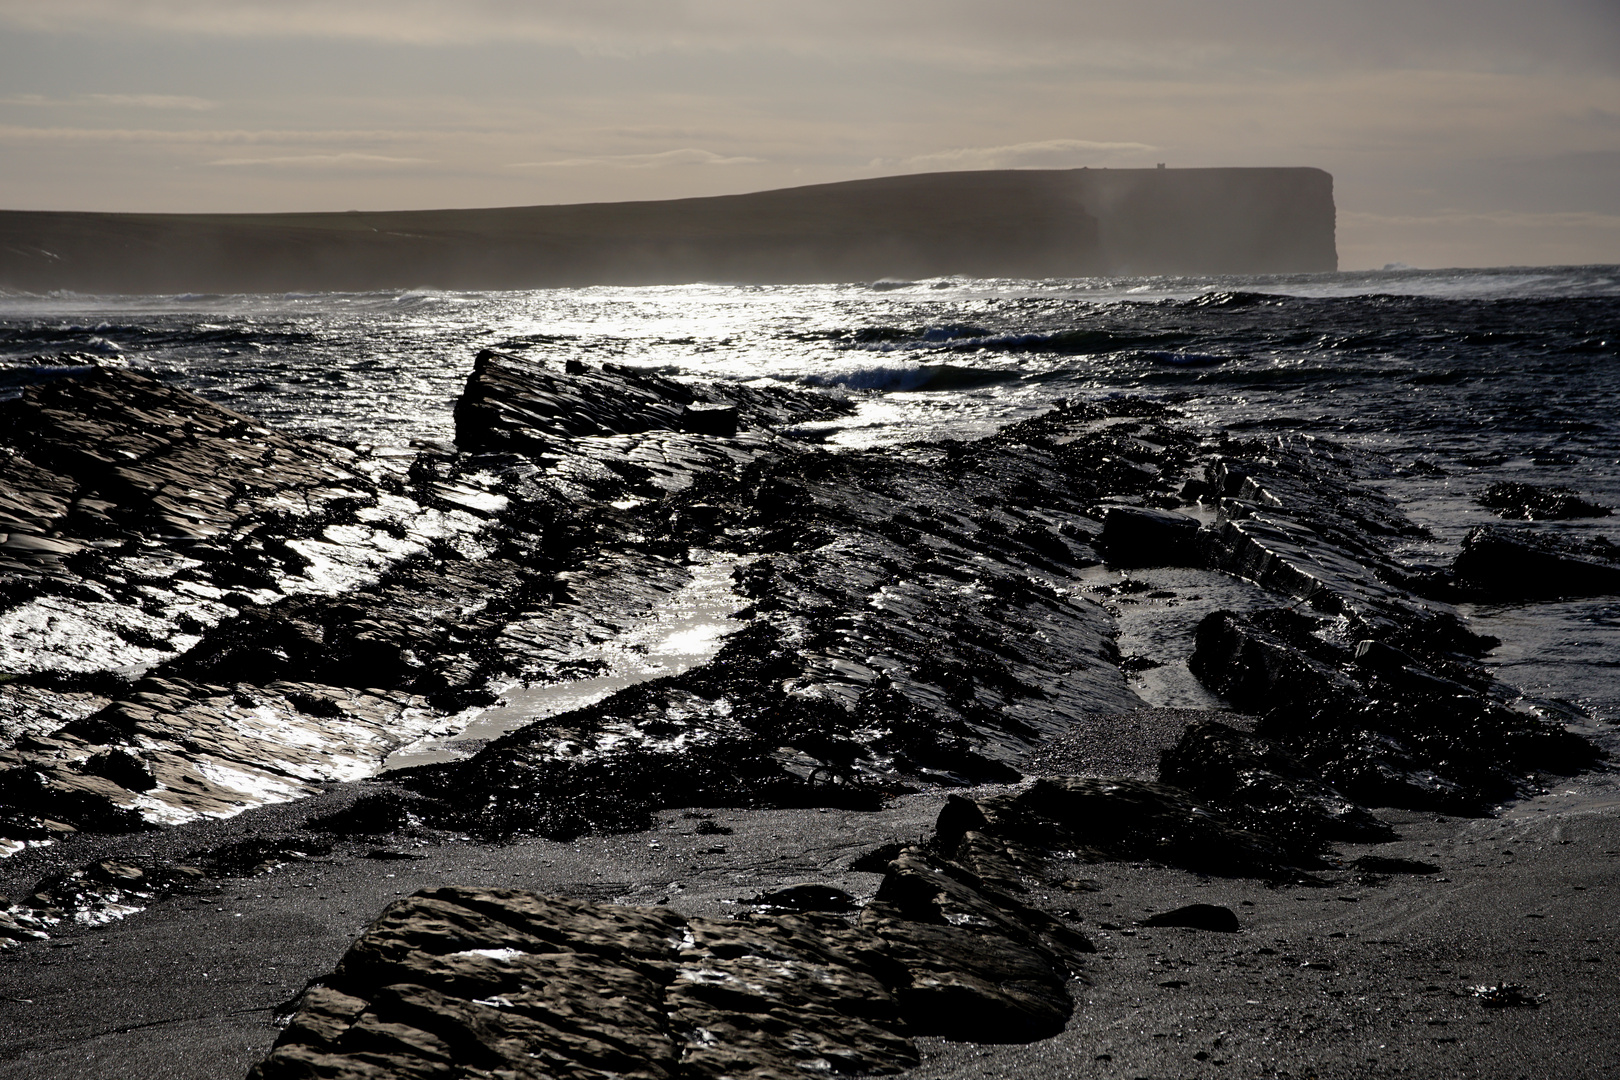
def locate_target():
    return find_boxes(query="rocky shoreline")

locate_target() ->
[1,352,1615,1078]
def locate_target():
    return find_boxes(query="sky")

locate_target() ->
[1,1,1616,271]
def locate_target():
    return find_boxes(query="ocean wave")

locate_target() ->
[822,324,993,349]
[946,328,1192,355]
[0,355,106,399]
[0,323,318,352]
[1186,290,1293,308]
[1123,350,1234,367]
[804,362,1021,393]
[829,325,1193,356]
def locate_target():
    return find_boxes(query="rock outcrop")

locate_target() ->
[455,350,853,454]
[1452,525,1620,599]
[381,395,1205,840]
[0,358,858,852]
[1475,482,1610,521]
[255,766,1356,1078]
[1170,438,1601,819]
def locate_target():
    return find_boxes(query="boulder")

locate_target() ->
[1098,505,1202,567]
[1159,720,1395,853]
[1476,482,1610,521]
[1139,904,1240,932]
[251,885,931,1080]
[1452,525,1620,599]
[679,404,739,437]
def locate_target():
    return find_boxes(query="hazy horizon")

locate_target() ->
[1,1,1616,272]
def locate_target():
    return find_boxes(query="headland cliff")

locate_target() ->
[0,167,1335,294]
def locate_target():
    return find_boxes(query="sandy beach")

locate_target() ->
[4,732,1617,1080]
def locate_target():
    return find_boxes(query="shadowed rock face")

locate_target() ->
[0,168,1335,294]
[1452,525,1620,599]
[1475,482,1611,522]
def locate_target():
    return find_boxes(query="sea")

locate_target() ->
[3,265,1618,739]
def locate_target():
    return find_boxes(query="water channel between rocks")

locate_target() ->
[382,551,751,771]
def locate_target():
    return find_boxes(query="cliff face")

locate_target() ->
[0,168,1334,293]
[1075,167,1336,276]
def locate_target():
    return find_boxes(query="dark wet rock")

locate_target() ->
[388,397,1210,841]
[395,664,874,842]
[1159,721,1395,854]
[0,359,836,848]
[669,913,918,1077]
[1197,438,1488,656]
[1473,982,1543,1008]
[3,364,1209,854]
[1191,609,1364,716]
[14,833,327,932]
[454,350,852,454]
[849,842,906,873]
[1189,607,1598,814]
[0,902,52,945]
[1166,441,1605,817]
[1453,525,1620,599]
[0,366,474,678]
[742,883,857,913]
[1476,482,1610,521]
[253,797,1133,1079]
[0,678,433,841]
[857,913,1072,1042]
[934,777,1292,879]
[260,759,1362,1075]
[1099,505,1202,568]
[80,747,156,792]
[680,404,739,437]
[251,886,922,1080]
[1351,855,1441,875]
[0,366,511,847]
[1139,903,1240,932]
[868,846,1094,968]
[307,790,439,837]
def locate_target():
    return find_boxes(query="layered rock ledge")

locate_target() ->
[0,349,1608,1075]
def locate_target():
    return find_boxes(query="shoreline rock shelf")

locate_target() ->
[0,350,1607,1072]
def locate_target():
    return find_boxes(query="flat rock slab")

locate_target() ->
[250,881,1056,1080]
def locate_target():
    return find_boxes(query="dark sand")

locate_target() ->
[4,712,1616,1080]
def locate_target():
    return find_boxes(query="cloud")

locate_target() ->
[208,152,433,168]
[883,139,1159,171]
[2,93,217,110]
[83,93,216,110]
[510,148,762,169]
[0,125,416,144]
[1,1,1614,72]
